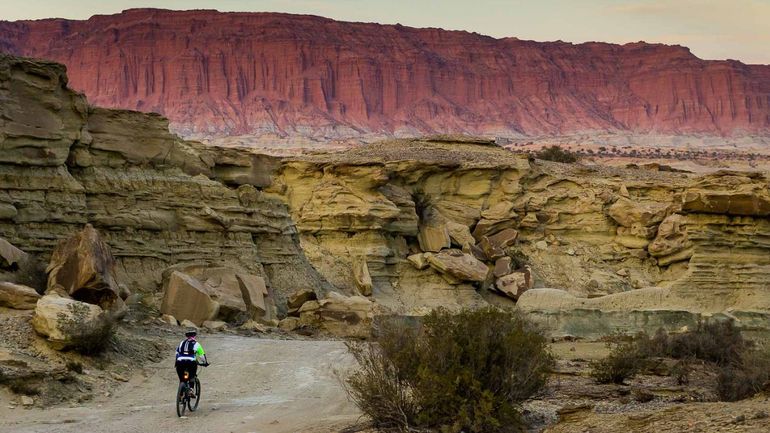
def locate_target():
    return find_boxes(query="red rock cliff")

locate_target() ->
[1,8,768,139]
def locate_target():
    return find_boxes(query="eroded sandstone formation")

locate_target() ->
[0,9,768,140]
[3,53,770,338]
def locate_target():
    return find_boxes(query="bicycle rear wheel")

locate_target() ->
[176,382,188,417]
[188,377,201,411]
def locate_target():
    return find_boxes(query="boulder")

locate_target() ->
[446,221,476,247]
[496,271,532,301]
[160,271,219,326]
[287,288,317,311]
[46,224,119,309]
[0,238,27,268]
[160,314,178,326]
[202,320,228,331]
[180,319,199,329]
[417,223,450,252]
[479,236,505,260]
[299,292,375,338]
[487,228,519,249]
[426,249,489,283]
[0,282,40,309]
[31,295,109,350]
[352,258,373,296]
[236,273,270,320]
[608,197,669,228]
[194,267,248,321]
[407,253,430,270]
[278,317,301,332]
[493,257,513,278]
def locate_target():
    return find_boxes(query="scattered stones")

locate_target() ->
[0,282,40,309]
[278,317,300,332]
[240,320,268,333]
[179,319,198,329]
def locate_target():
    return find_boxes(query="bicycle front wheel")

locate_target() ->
[176,382,188,417]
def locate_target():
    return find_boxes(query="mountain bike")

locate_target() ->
[176,362,209,417]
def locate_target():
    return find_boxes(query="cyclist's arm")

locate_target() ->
[195,343,207,364]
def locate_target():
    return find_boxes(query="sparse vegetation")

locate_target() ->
[57,303,116,355]
[344,307,554,433]
[535,145,579,163]
[590,321,770,401]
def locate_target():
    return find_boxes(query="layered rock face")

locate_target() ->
[271,139,770,330]
[0,54,326,311]
[1,9,768,140]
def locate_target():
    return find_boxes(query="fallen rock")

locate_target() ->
[479,236,505,260]
[180,319,198,329]
[20,396,33,406]
[46,224,120,309]
[446,220,475,248]
[493,257,513,278]
[298,292,375,338]
[407,253,430,270]
[487,228,519,250]
[31,295,110,350]
[496,271,531,301]
[426,249,489,283]
[0,238,27,268]
[287,288,317,310]
[202,320,228,331]
[160,314,178,326]
[417,223,450,252]
[352,258,373,296]
[160,271,219,326]
[236,273,270,320]
[278,317,301,332]
[0,282,40,309]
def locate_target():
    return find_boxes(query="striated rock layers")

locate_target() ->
[4,53,770,337]
[0,53,327,312]
[1,9,769,140]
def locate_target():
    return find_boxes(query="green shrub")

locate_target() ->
[589,334,645,384]
[535,146,579,163]
[344,307,554,433]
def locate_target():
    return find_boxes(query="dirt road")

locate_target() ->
[0,336,360,433]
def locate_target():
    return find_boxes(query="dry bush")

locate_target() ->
[344,307,553,433]
[535,146,579,163]
[589,334,645,384]
[716,349,770,401]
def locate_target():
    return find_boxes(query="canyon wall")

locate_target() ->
[3,54,770,336]
[1,8,768,141]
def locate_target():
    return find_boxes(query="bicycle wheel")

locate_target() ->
[176,381,188,417]
[188,377,201,411]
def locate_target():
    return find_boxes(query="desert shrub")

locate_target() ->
[66,361,84,374]
[589,334,645,384]
[9,380,40,396]
[344,307,554,433]
[57,303,116,355]
[716,349,770,401]
[667,321,748,365]
[535,146,579,163]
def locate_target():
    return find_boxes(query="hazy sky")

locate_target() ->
[2,0,769,64]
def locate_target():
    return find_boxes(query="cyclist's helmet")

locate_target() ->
[184,329,197,338]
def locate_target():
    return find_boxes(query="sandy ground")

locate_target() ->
[0,336,360,433]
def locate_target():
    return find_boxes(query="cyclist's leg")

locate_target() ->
[190,362,198,381]
[175,361,186,382]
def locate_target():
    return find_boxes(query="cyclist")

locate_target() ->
[175,329,208,397]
